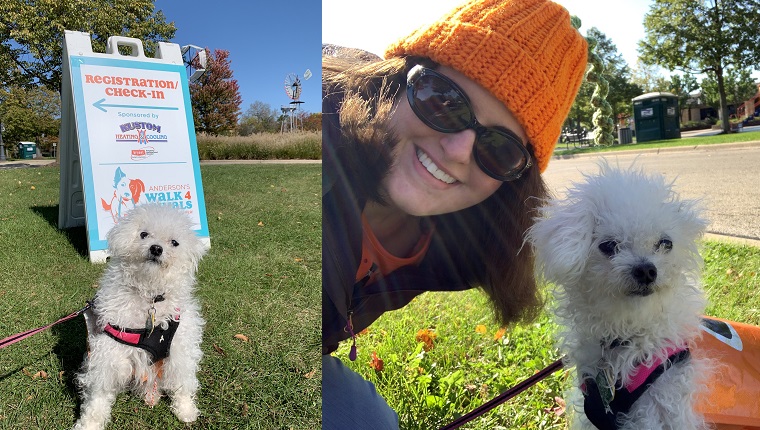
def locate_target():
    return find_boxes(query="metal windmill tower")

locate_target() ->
[281,69,310,132]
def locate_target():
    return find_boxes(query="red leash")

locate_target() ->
[438,357,565,430]
[0,302,92,350]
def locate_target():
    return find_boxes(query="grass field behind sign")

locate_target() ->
[0,164,321,429]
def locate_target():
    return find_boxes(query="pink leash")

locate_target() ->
[0,302,92,350]
[439,357,565,430]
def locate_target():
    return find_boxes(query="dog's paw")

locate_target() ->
[171,397,200,423]
[72,420,104,430]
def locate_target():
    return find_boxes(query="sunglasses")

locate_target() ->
[406,65,532,181]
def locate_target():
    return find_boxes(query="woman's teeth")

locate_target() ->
[416,149,456,184]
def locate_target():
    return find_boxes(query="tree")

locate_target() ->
[239,101,278,135]
[700,68,758,119]
[565,28,642,132]
[639,0,760,133]
[666,73,700,120]
[0,0,175,91]
[630,60,670,93]
[301,112,322,132]
[586,33,615,146]
[189,49,242,136]
[0,85,60,151]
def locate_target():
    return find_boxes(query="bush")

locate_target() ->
[196,131,321,160]
[680,118,716,131]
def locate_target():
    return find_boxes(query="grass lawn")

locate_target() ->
[0,164,321,429]
[334,240,760,429]
[556,129,760,156]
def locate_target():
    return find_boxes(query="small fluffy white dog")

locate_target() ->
[527,162,710,430]
[74,204,207,430]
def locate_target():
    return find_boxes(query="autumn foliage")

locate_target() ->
[189,49,242,136]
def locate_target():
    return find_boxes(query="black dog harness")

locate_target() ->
[102,294,181,363]
[581,345,691,430]
[104,319,180,363]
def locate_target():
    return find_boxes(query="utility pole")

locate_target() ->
[0,120,5,161]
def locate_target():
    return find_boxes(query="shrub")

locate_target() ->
[196,131,321,160]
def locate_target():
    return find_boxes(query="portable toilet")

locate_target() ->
[632,92,681,143]
[18,141,37,159]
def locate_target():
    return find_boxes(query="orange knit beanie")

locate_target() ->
[385,0,588,173]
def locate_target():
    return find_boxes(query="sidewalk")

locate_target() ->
[0,158,321,169]
[552,140,760,162]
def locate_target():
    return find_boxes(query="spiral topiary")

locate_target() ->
[585,35,615,146]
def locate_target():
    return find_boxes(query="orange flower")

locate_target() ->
[475,324,487,334]
[493,327,507,341]
[415,328,437,351]
[369,351,384,371]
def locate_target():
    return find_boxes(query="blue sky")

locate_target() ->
[155,0,321,117]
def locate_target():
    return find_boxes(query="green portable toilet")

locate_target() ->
[632,92,681,143]
[18,141,37,159]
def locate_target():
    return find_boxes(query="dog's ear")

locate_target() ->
[526,198,595,285]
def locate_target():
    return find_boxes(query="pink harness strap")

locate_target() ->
[104,324,141,344]
[626,345,686,391]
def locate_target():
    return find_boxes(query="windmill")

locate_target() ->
[282,73,304,132]
[181,45,207,82]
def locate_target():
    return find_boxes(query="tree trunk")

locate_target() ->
[716,68,731,133]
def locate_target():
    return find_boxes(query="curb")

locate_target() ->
[704,232,760,248]
[552,141,760,161]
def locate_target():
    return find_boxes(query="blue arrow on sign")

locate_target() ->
[93,98,180,113]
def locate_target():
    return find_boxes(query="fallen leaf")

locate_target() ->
[242,403,249,416]
[30,186,36,190]
[304,369,317,379]
[212,343,226,356]
[33,370,48,379]
[294,258,303,262]
[257,221,264,226]
[234,334,249,342]
[493,327,507,341]
[369,351,384,371]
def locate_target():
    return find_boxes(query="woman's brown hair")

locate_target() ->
[323,53,548,326]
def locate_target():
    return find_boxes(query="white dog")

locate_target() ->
[526,162,710,430]
[74,204,207,430]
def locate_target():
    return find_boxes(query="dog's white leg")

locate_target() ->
[73,340,133,430]
[160,316,203,423]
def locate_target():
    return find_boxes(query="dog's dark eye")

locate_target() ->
[140,232,149,239]
[656,238,673,253]
[171,240,179,247]
[598,240,619,257]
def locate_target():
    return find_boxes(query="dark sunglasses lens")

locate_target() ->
[475,130,529,180]
[412,74,472,131]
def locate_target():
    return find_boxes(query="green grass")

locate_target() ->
[0,164,321,429]
[333,241,760,430]
[556,130,760,156]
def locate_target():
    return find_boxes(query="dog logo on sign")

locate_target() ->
[101,167,146,223]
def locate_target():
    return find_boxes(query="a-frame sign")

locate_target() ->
[59,31,209,262]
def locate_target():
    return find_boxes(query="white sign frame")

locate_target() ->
[59,31,209,262]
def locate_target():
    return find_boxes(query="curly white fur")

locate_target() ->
[73,204,208,430]
[526,161,711,430]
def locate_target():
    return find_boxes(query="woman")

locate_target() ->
[322,0,588,427]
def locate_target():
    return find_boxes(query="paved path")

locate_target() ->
[0,158,321,169]
[543,142,760,246]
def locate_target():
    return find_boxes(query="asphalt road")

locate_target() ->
[542,144,760,242]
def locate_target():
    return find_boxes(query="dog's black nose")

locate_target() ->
[632,262,657,285]
[150,244,163,257]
